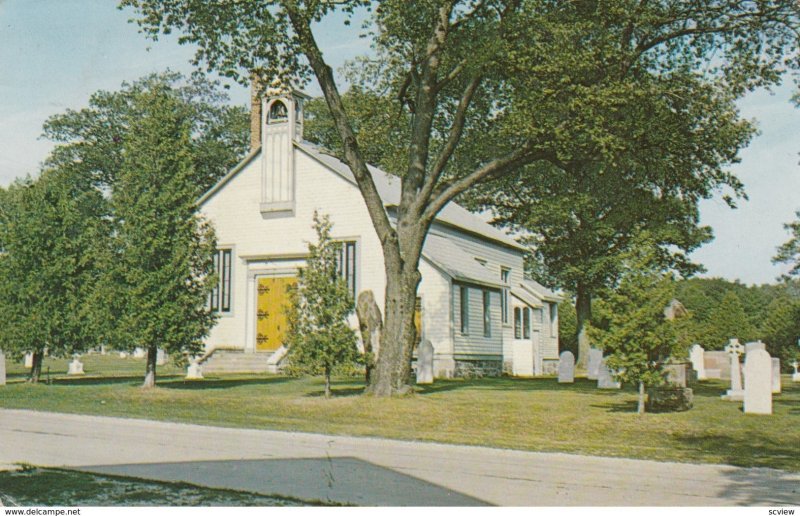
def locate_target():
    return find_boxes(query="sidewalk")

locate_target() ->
[0,408,798,506]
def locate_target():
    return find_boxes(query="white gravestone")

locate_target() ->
[133,348,146,359]
[24,352,33,369]
[597,357,621,389]
[119,351,128,359]
[67,357,84,375]
[792,361,800,383]
[771,358,781,394]
[156,349,167,366]
[721,339,744,401]
[416,340,434,384]
[558,351,575,383]
[689,344,706,380]
[0,351,6,386]
[744,349,772,415]
[186,360,203,380]
[587,349,603,380]
[745,341,766,353]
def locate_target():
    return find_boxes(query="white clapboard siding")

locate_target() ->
[452,284,503,357]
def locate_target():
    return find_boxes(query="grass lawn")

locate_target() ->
[1,355,799,471]
[0,467,327,506]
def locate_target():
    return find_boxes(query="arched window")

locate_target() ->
[267,100,288,124]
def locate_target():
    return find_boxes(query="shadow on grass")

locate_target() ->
[304,386,366,398]
[673,433,800,504]
[49,375,185,387]
[416,377,628,396]
[162,376,295,390]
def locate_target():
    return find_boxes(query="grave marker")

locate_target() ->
[597,358,621,389]
[689,344,706,380]
[587,349,602,380]
[771,358,781,394]
[416,340,434,384]
[558,351,575,384]
[721,339,744,401]
[744,349,772,415]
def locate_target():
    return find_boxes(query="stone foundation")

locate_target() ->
[542,360,558,376]
[646,387,693,412]
[455,359,502,379]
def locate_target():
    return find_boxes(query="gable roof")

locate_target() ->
[422,234,503,288]
[197,142,525,252]
[520,278,562,303]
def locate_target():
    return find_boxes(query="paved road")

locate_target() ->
[0,408,797,506]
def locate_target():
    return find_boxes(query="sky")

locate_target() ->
[1,1,799,286]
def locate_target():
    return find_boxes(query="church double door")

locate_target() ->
[255,276,297,352]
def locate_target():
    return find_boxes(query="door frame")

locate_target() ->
[249,268,298,353]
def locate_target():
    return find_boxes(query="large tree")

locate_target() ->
[0,169,110,382]
[122,0,800,394]
[43,71,249,196]
[474,72,755,367]
[775,210,800,280]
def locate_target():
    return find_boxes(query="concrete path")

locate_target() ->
[0,408,798,506]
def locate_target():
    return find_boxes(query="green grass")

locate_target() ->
[2,355,799,471]
[0,467,327,506]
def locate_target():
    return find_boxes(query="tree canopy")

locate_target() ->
[121,0,800,394]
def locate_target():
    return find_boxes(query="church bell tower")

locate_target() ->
[258,86,308,214]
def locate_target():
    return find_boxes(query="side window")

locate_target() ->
[335,241,357,299]
[483,290,491,338]
[514,307,522,339]
[500,268,510,324]
[460,286,469,335]
[210,248,232,313]
[523,307,531,339]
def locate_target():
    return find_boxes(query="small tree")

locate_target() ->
[285,212,359,398]
[590,252,679,414]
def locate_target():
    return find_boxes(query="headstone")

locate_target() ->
[587,348,602,380]
[721,339,744,401]
[663,362,690,388]
[186,360,203,380]
[557,351,575,383]
[744,349,772,415]
[133,347,146,359]
[119,351,128,359]
[416,340,434,384]
[792,361,800,382]
[356,290,382,384]
[0,351,6,386]
[771,357,781,394]
[703,351,729,379]
[597,358,621,389]
[156,349,167,366]
[67,357,84,375]
[689,344,706,380]
[745,341,766,353]
[100,345,107,355]
[24,352,33,369]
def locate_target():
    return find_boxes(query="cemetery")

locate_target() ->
[0,349,798,473]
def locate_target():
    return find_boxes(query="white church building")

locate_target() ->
[197,87,561,378]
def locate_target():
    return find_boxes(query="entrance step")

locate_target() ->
[199,350,274,374]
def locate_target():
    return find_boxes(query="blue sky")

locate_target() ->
[1,1,798,285]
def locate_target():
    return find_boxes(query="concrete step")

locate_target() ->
[200,350,275,374]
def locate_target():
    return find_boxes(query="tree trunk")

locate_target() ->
[142,345,157,389]
[575,283,592,369]
[637,381,646,415]
[324,366,331,399]
[368,265,421,396]
[28,350,44,384]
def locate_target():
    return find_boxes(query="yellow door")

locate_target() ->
[256,276,297,352]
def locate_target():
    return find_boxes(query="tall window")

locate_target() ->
[335,241,357,299]
[211,249,232,313]
[523,307,531,339]
[514,307,522,338]
[483,290,491,337]
[500,268,510,324]
[549,303,558,336]
[459,286,469,334]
